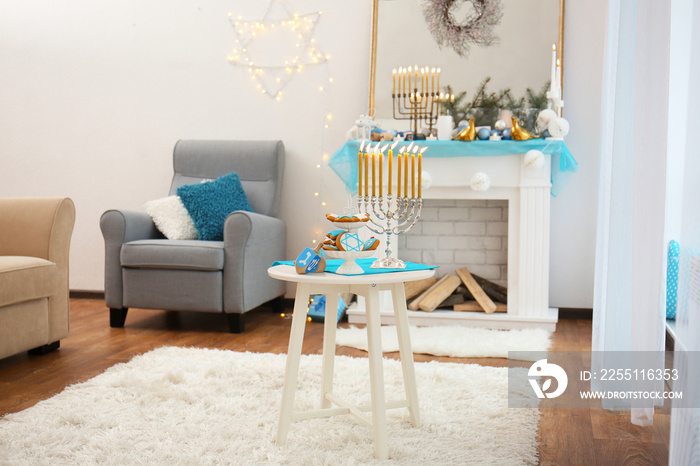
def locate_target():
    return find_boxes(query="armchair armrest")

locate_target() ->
[0,197,76,341]
[223,211,287,313]
[100,209,161,308]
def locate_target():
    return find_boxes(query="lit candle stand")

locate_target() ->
[392,66,442,136]
[357,141,425,269]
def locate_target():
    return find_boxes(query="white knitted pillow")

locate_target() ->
[144,196,198,240]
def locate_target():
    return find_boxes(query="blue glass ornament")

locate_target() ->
[502,128,512,140]
[476,127,491,140]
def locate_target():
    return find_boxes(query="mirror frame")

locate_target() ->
[367,0,566,117]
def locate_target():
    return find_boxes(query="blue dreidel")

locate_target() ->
[294,242,326,274]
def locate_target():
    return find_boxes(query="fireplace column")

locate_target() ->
[514,154,552,318]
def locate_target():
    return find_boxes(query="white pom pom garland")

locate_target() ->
[470,172,491,192]
[524,150,545,170]
[536,109,557,133]
[547,117,570,138]
[421,170,433,192]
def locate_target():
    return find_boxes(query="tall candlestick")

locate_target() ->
[550,44,557,96]
[411,153,415,198]
[402,67,406,95]
[431,67,435,95]
[378,150,383,197]
[419,146,427,197]
[392,68,396,94]
[371,151,376,197]
[403,149,409,197]
[407,66,413,95]
[556,58,562,95]
[388,150,392,196]
[397,148,403,197]
[436,68,441,97]
[388,141,398,196]
[358,149,363,195]
[364,148,369,197]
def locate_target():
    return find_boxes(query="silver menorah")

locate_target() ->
[356,142,426,269]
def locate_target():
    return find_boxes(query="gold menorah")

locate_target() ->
[392,66,444,135]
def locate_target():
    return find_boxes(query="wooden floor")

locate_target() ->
[0,299,670,464]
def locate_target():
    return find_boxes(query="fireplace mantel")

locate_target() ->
[329,140,578,331]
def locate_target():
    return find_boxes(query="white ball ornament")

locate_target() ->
[536,109,557,133]
[470,172,491,192]
[547,117,570,138]
[421,170,433,192]
[524,150,545,170]
[494,119,506,131]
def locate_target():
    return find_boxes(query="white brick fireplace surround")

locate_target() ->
[346,151,559,331]
[397,199,509,287]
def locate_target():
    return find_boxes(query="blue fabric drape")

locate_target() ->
[328,139,578,197]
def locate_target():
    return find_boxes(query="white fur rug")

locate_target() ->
[336,325,552,358]
[0,347,539,464]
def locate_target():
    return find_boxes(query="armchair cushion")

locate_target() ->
[121,239,224,271]
[144,196,198,240]
[177,172,253,241]
[0,256,57,307]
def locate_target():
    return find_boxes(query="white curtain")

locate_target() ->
[669,0,700,461]
[592,0,670,425]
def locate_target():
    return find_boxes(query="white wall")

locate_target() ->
[548,0,606,309]
[0,0,602,309]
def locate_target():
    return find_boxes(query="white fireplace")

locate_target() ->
[346,151,559,331]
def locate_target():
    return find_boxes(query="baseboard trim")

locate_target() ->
[70,290,105,300]
[558,308,593,320]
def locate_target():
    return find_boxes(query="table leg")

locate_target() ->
[277,283,311,445]
[321,290,340,409]
[392,283,421,427]
[365,286,389,460]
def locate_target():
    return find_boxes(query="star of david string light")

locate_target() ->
[227,1,330,101]
[226,1,337,251]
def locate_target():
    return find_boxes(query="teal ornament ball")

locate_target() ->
[477,128,491,140]
[502,128,512,140]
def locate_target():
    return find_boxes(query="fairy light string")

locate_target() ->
[227,1,336,248]
[227,0,329,101]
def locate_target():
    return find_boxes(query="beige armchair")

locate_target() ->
[0,198,75,360]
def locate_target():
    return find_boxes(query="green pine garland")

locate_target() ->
[442,77,550,132]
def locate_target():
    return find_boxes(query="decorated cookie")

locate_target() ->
[325,213,370,223]
[326,229,345,240]
[336,232,363,252]
[363,237,380,251]
[322,244,339,251]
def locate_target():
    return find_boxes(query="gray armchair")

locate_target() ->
[100,140,286,333]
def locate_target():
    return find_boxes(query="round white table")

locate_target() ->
[268,264,436,460]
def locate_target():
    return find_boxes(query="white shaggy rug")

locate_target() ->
[336,326,552,358]
[0,347,539,465]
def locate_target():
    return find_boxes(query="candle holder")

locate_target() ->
[357,194,422,269]
[393,66,442,135]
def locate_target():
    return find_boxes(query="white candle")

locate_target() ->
[556,58,562,98]
[551,44,557,96]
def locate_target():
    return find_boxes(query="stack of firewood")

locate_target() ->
[405,266,507,314]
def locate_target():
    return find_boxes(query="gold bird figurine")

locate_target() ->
[456,118,476,141]
[511,117,537,141]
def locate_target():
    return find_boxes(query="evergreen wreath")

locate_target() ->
[422,0,503,57]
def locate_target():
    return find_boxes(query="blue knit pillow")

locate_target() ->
[177,172,253,241]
